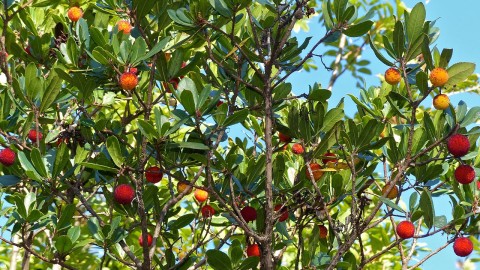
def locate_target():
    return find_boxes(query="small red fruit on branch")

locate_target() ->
[145,166,163,183]
[201,205,215,218]
[319,224,328,239]
[396,221,415,239]
[274,204,289,222]
[454,165,475,184]
[291,143,304,155]
[447,134,470,158]
[322,152,337,165]
[0,148,16,166]
[28,129,43,142]
[194,188,209,203]
[453,237,473,257]
[119,72,138,91]
[138,233,153,247]
[114,184,135,204]
[240,206,257,222]
[246,244,261,257]
[67,7,83,22]
[306,163,323,181]
[278,132,292,143]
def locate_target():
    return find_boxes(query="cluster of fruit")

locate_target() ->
[385,67,475,257]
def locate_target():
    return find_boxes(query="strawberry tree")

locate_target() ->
[0,0,479,269]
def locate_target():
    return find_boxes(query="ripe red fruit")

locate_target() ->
[246,244,261,257]
[119,72,138,91]
[453,237,473,257]
[0,148,16,166]
[194,188,209,203]
[454,165,476,185]
[145,166,163,183]
[240,206,257,222]
[129,67,138,74]
[278,132,292,143]
[447,134,470,158]
[319,224,328,239]
[274,204,288,222]
[396,221,415,239]
[28,129,43,142]
[292,143,304,155]
[305,163,323,181]
[201,205,215,218]
[114,184,135,204]
[138,233,153,247]
[322,152,337,165]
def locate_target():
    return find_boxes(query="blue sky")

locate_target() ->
[288,0,480,269]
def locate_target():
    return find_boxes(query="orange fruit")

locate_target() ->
[382,183,399,199]
[117,20,132,34]
[305,163,323,181]
[194,188,208,203]
[433,94,450,110]
[177,181,192,194]
[429,67,449,87]
[67,7,83,22]
[385,68,402,85]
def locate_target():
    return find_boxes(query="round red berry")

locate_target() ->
[447,134,470,158]
[240,206,257,222]
[0,148,16,167]
[145,166,163,183]
[114,184,135,204]
[453,237,473,257]
[396,221,415,239]
[454,165,476,185]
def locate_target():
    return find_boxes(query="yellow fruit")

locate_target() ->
[433,94,450,110]
[177,181,192,194]
[382,183,398,199]
[384,68,402,85]
[429,67,449,87]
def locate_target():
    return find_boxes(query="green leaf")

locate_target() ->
[422,38,434,71]
[343,21,373,37]
[209,0,232,17]
[57,204,76,231]
[67,226,81,243]
[0,175,21,187]
[106,136,124,168]
[379,196,405,213]
[368,35,394,66]
[30,148,48,177]
[129,37,147,64]
[137,37,170,62]
[416,71,428,95]
[25,62,42,100]
[180,90,196,115]
[40,73,62,113]
[166,142,210,150]
[445,62,476,87]
[168,214,195,230]
[206,250,232,270]
[439,48,453,69]
[322,1,334,29]
[223,109,249,127]
[460,107,480,128]
[79,162,118,173]
[18,152,42,181]
[406,3,426,43]
[91,47,110,65]
[133,0,156,19]
[137,119,158,141]
[433,215,447,228]
[409,192,418,212]
[420,188,435,229]
[237,257,260,270]
[53,143,69,179]
[321,108,344,133]
[55,235,73,255]
[393,21,405,57]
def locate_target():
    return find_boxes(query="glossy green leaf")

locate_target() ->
[416,71,428,95]
[445,62,476,87]
[343,20,373,37]
[79,162,118,173]
[30,148,48,177]
[0,175,21,187]
[223,109,249,127]
[379,196,405,213]
[419,188,435,229]
[55,235,73,255]
[137,119,158,141]
[406,2,426,43]
[25,62,42,100]
[368,35,394,66]
[18,152,42,181]
[106,136,124,168]
[439,48,453,69]
[168,214,195,230]
[206,250,232,270]
[209,0,232,17]
[321,108,344,133]
[53,143,69,179]
[57,204,76,231]
[180,90,196,115]
[393,21,405,57]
